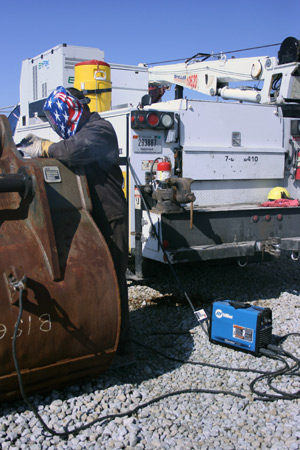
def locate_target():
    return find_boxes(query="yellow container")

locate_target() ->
[74,60,112,112]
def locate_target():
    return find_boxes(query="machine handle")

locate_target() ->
[228,301,251,309]
[94,70,106,81]
[0,170,34,199]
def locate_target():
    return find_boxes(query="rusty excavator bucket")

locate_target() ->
[0,115,121,401]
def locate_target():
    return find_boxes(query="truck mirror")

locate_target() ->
[141,94,152,107]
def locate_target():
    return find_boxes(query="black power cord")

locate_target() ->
[251,344,300,401]
[277,332,300,343]
[131,336,269,375]
[131,336,300,403]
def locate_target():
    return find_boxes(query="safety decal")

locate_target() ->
[43,166,62,183]
[233,324,253,342]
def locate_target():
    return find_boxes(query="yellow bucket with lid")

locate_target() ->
[74,60,111,112]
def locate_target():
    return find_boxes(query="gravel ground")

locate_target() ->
[0,256,300,449]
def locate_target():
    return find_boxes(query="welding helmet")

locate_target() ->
[43,86,83,139]
[267,187,290,200]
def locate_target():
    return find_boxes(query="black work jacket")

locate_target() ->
[48,113,127,223]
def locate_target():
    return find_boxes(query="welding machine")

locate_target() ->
[209,300,272,356]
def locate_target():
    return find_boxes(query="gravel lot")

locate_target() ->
[0,256,299,449]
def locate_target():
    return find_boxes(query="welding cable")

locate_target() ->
[251,349,289,400]
[265,344,300,399]
[267,344,300,366]
[12,284,245,440]
[131,337,282,375]
[251,348,300,401]
[273,334,300,373]
[132,336,299,401]
[128,158,209,337]
[276,332,300,344]
[267,344,300,377]
[134,339,299,400]
[267,372,300,400]
[131,338,300,402]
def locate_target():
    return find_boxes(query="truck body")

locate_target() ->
[10,38,300,276]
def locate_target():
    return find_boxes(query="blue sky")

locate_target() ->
[0,0,299,112]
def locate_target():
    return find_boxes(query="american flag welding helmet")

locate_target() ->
[43,86,83,139]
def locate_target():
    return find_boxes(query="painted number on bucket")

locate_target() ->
[0,323,7,339]
[0,314,52,340]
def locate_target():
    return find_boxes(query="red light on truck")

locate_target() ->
[253,215,259,223]
[131,110,174,130]
[147,112,160,127]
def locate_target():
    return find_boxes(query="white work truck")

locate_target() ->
[10,37,300,276]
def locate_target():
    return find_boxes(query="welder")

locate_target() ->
[19,86,134,368]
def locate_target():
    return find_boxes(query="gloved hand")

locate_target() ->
[18,134,53,158]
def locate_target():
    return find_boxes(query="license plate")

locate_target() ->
[133,134,162,153]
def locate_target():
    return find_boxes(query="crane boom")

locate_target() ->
[148,38,300,104]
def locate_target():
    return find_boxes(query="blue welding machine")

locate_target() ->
[209,300,272,355]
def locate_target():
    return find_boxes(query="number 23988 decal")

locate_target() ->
[138,137,157,147]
